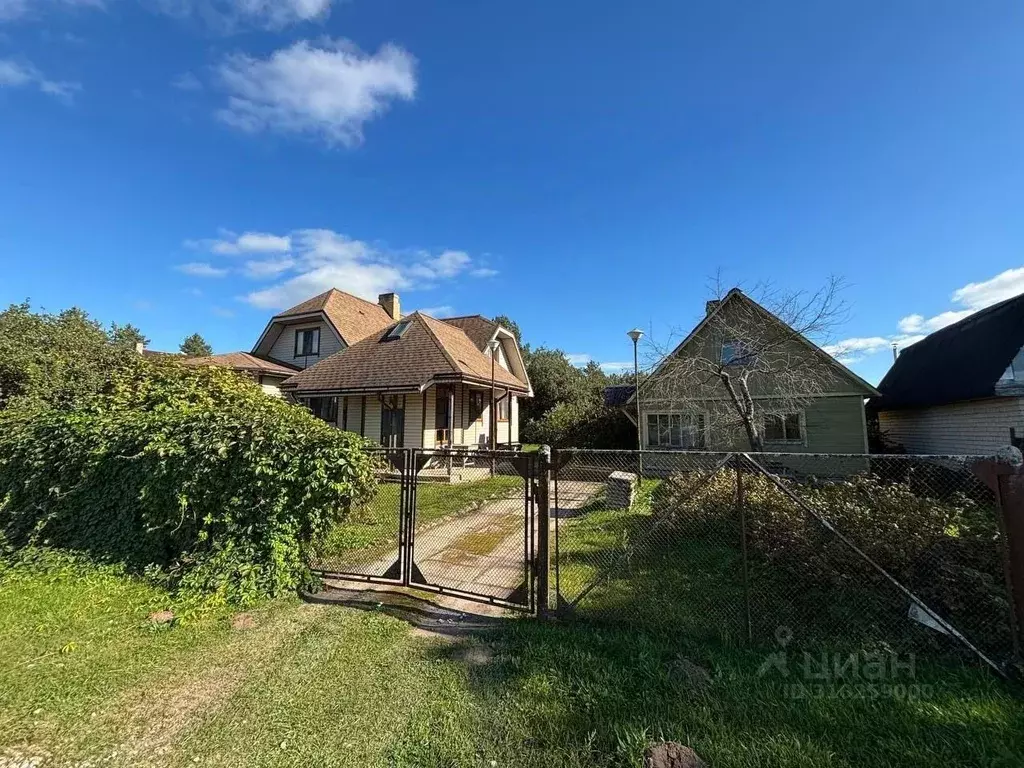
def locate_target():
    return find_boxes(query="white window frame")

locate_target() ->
[762,410,806,445]
[645,412,707,449]
[294,326,320,358]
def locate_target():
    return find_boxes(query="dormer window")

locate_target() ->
[294,327,320,357]
[385,321,411,340]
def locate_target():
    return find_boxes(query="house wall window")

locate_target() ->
[721,339,754,366]
[763,412,803,443]
[294,327,320,358]
[646,413,706,448]
[306,396,337,424]
[467,390,486,423]
[496,395,510,422]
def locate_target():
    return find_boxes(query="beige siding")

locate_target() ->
[342,395,364,436]
[258,374,289,398]
[268,321,345,369]
[423,387,437,447]
[404,393,424,449]
[879,398,1024,455]
[511,395,520,443]
[363,397,382,443]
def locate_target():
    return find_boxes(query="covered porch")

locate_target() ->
[301,380,521,450]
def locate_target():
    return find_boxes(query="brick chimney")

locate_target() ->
[378,292,401,320]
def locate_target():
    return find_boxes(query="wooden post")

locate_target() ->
[536,445,552,618]
[972,450,1024,662]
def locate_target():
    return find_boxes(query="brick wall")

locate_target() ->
[878,397,1024,455]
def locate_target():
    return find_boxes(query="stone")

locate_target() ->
[643,742,707,768]
[607,471,638,509]
[148,610,175,625]
[231,613,256,631]
[670,656,713,691]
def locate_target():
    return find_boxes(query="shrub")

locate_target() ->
[653,468,1008,650]
[523,401,635,448]
[0,357,379,606]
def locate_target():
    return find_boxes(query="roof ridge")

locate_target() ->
[440,313,489,321]
[417,313,464,376]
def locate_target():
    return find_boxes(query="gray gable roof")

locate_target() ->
[873,291,1024,410]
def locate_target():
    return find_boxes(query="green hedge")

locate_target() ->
[0,358,379,605]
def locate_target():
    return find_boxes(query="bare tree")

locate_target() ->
[641,276,849,452]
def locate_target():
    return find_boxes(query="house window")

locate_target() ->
[764,412,803,443]
[468,391,486,423]
[294,327,320,357]
[721,339,754,366]
[496,395,510,422]
[385,321,411,341]
[646,413,705,448]
[306,396,337,424]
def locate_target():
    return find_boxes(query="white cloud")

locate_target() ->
[0,58,80,101]
[415,305,454,318]
[827,265,1024,366]
[215,38,416,147]
[952,266,1024,309]
[176,262,229,277]
[211,306,235,318]
[187,226,488,309]
[0,0,104,23]
[188,230,292,255]
[228,0,331,27]
[172,71,203,91]
[599,362,634,373]
[408,250,472,280]
[246,263,405,309]
[470,267,499,278]
[565,354,591,366]
[244,257,295,279]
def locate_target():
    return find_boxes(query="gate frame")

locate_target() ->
[313,447,543,614]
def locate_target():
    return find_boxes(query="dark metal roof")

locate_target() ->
[604,384,636,407]
[873,291,1024,410]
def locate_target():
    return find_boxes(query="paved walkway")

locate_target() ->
[354,481,603,606]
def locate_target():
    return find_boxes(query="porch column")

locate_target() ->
[447,386,455,477]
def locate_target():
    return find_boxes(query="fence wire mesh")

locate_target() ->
[307,448,536,610]
[552,449,1018,672]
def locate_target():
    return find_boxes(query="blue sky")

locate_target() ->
[1,1,1023,384]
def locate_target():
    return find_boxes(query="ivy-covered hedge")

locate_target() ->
[0,358,379,605]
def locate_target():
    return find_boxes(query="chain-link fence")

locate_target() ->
[552,449,1019,673]
[307,447,537,611]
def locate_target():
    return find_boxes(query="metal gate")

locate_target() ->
[309,448,539,612]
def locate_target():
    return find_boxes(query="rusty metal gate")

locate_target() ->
[309,448,539,612]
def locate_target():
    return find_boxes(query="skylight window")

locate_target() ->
[385,321,411,340]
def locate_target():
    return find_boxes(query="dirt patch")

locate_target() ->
[103,603,323,766]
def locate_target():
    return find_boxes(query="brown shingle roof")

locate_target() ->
[282,313,529,394]
[276,288,394,345]
[439,315,498,351]
[181,352,299,376]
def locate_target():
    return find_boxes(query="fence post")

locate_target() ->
[972,448,1024,663]
[536,445,552,618]
[736,454,752,644]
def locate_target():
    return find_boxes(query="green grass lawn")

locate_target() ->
[310,475,524,570]
[2,552,1022,768]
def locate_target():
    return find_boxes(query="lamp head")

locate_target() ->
[627,328,644,344]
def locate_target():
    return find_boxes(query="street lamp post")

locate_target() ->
[489,339,500,475]
[627,328,644,476]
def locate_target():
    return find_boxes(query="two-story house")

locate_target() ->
[187,289,532,450]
